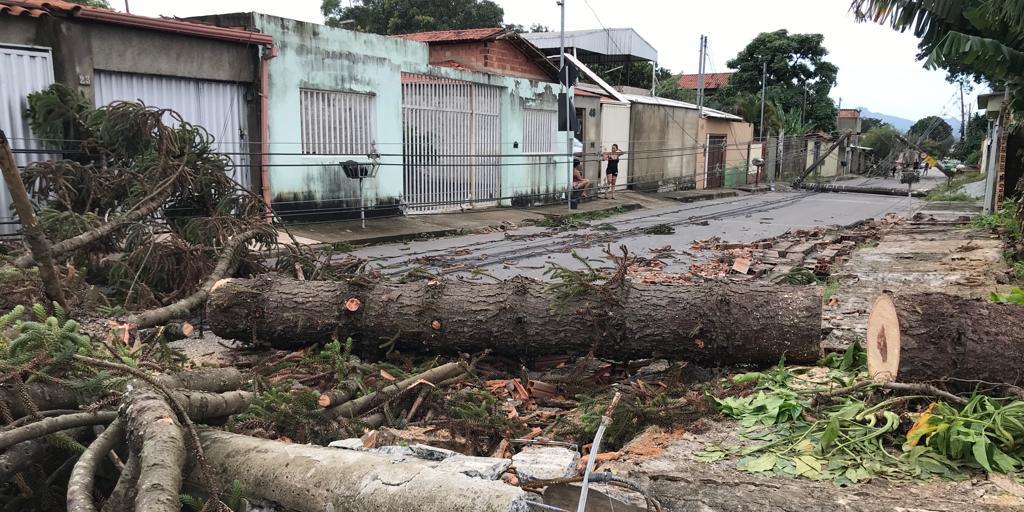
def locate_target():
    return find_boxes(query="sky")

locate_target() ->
[123,0,983,122]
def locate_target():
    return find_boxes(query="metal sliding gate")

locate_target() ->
[402,75,501,213]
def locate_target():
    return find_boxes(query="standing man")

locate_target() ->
[602,144,625,199]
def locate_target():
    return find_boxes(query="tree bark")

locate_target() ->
[195,429,533,512]
[122,387,185,512]
[867,292,1024,385]
[67,419,124,512]
[101,451,140,512]
[0,129,66,307]
[0,410,116,451]
[323,362,465,420]
[207,276,823,365]
[1,367,245,419]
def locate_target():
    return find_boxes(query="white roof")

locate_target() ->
[524,28,658,63]
[621,94,744,121]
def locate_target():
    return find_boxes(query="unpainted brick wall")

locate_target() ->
[428,41,549,80]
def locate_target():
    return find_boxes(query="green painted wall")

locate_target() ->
[252,14,566,219]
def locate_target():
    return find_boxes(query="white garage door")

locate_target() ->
[94,71,251,190]
[0,45,55,236]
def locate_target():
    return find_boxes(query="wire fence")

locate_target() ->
[1,134,839,235]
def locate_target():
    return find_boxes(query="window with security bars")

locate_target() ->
[522,109,558,153]
[300,89,376,155]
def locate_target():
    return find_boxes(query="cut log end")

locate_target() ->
[866,292,901,383]
[317,394,331,408]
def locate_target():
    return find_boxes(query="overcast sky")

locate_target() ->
[125,0,982,121]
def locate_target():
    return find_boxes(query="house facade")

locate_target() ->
[198,14,566,219]
[0,0,269,234]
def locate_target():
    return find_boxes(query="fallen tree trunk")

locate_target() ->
[196,429,534,512]
[208,276,823,365]
[867,292,1024,385]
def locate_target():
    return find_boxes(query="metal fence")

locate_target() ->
[401,75,501,213]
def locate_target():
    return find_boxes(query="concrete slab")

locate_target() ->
[660,188,740,203]
[435,455,512,480]
[512,446,579,482]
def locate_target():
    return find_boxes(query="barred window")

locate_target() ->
[522,109,558,153]
[300,89,376,155]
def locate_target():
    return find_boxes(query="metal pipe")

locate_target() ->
[576,392,620,512]
[259,45,278,217]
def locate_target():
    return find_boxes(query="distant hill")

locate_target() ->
[855,106,961,136]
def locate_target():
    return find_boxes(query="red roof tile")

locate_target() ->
[396,27,505,43]
[0,0,271,45]
[677,72,733,90]
[838,108,861,118]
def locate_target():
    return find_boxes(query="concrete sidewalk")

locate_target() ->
[284,190,691,246]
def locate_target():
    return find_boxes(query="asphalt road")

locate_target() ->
[351,190,921,280]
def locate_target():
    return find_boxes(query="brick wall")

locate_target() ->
[428,41,550,81]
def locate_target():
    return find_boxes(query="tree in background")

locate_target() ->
[587,62,676,91]
[505,23,549,34]
[953,113,988,165]
[851,0,1023,113]
[862,124,902,160]
[718,30,839,133]
[70,0,111,7]
[908,115,955,156]
[322,0,503,33]
[860,117,886,133]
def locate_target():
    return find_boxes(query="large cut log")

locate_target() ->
[196,429,533,512]
[207,276,823,365]
[867,292,1024,384]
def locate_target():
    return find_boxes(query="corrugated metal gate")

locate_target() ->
[0,46,55,236]
[94,71,251,190]
[402,75,500,213]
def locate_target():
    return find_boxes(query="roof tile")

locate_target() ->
[396,27,504,43]
[677,72,733,90]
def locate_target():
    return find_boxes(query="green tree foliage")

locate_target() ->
[322,0,503,34]
[862,124,902,158]
[504,23,549,34]
[851,0,1024,113]
[718,30,839,133]
[860,117,887,133]
[588,62,675,91]
[70,0,111,8]
[953,113,988,164]
[908,115,955,156]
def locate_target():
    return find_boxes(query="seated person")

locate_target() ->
[572,159,590,197]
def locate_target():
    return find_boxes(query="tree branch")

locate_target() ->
[13,163,186,269]
[126,228,264,328]
[0,129,66,307]
[66,418,123,512]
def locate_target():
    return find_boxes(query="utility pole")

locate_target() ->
[651,60,657,96]
[696,35,706,118]
[696,35,706,182]
[758,61,766,141]
[959,80,966,142]
[558,0,570,209]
